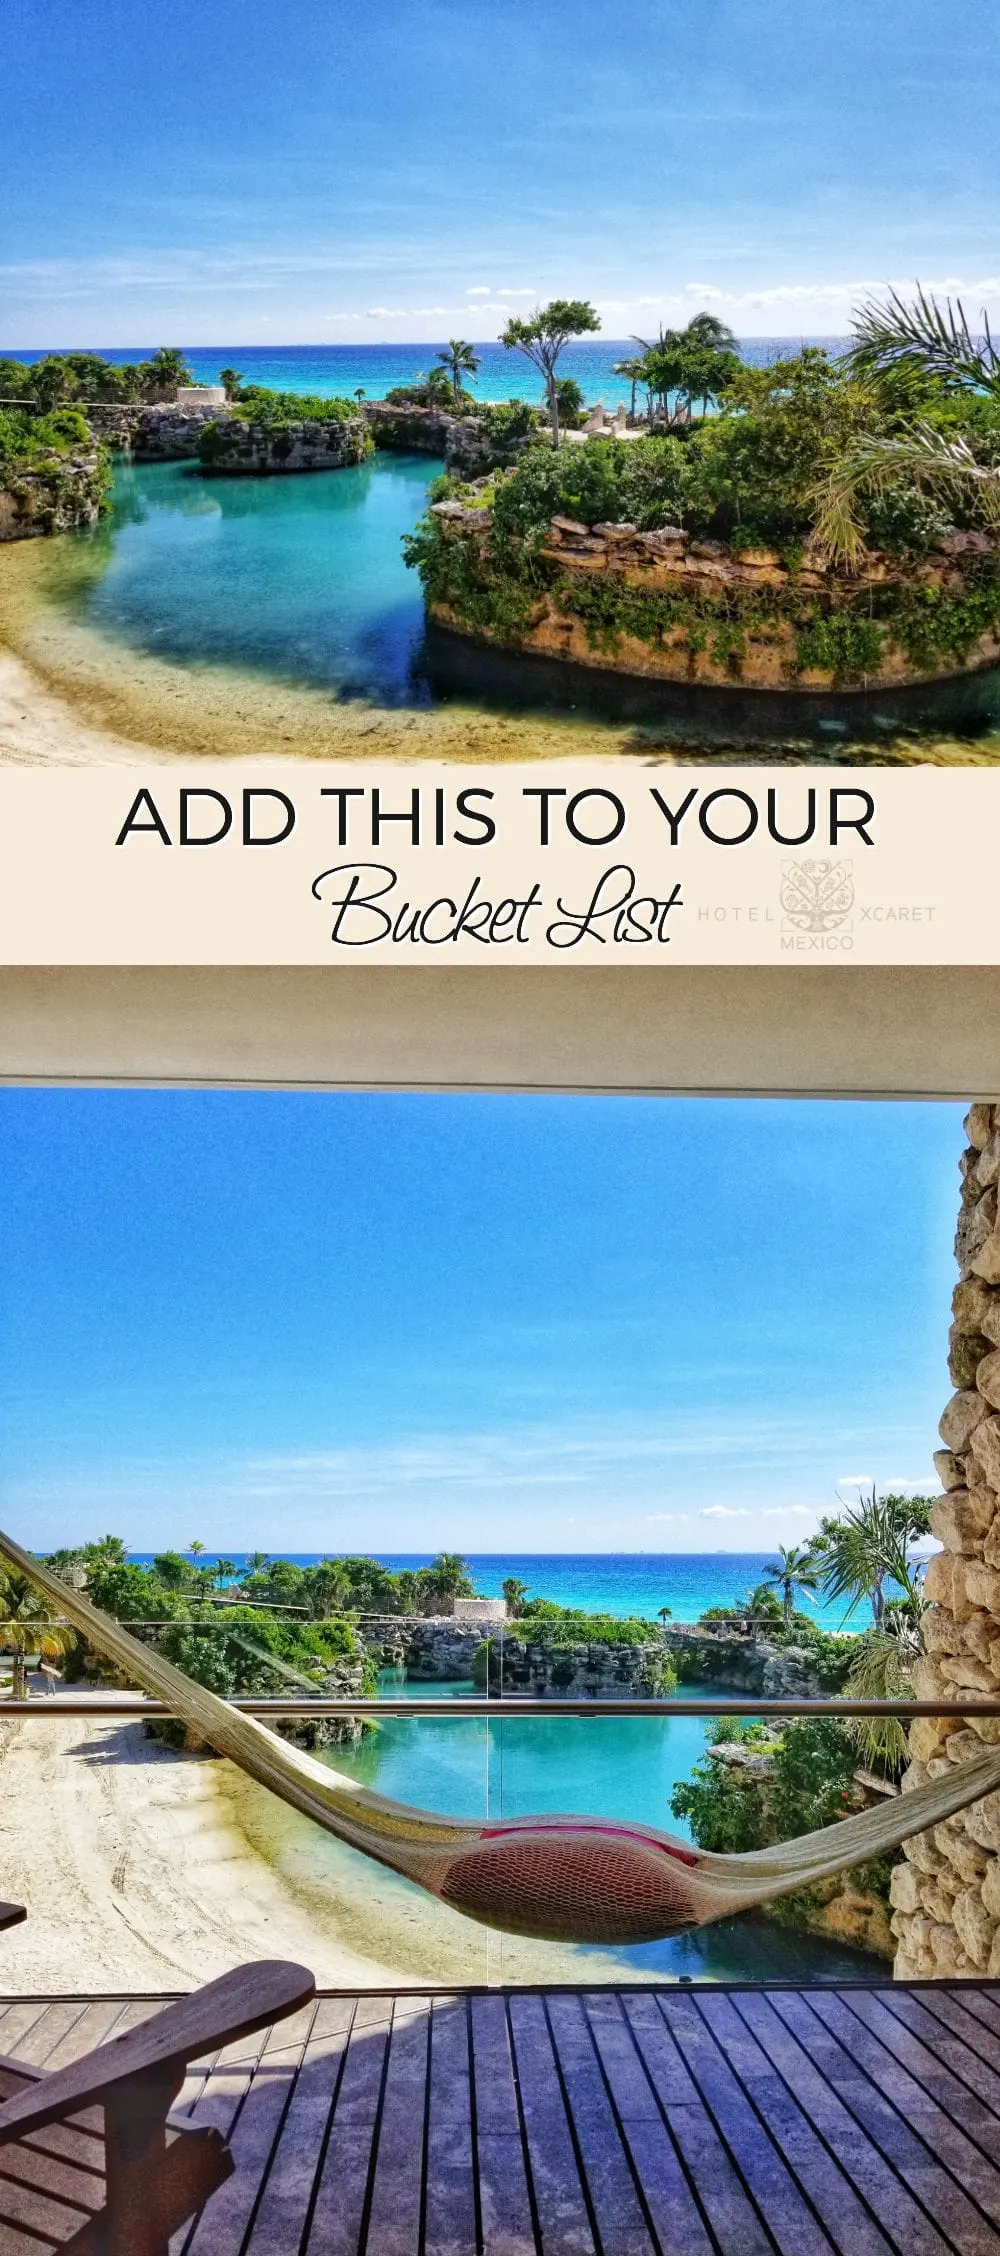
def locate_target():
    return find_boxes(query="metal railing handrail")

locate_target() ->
[0,1694,994,1720]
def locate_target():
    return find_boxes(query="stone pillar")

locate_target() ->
[892,1100,1000,1978]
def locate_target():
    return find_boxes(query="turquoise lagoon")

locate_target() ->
[327,1676,882,1983]
[81,452,438,706]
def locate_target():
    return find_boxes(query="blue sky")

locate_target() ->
[1,0,995,346]
[0,1092,961,1554]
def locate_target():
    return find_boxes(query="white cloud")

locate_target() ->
[700,1505,750,1519]
[646,1513,692,1523]
[365,305,451,320]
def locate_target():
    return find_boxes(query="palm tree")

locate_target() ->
[612,356,645,423]
[811,1488,931,1625]
[657,1604,673,1622]
[188,1540,206,1559]
[760,1544,820,1625]
[848,284,1000,398]
[0,1566,75,1698]
[218,368,243,402]
[354,387,366,405]
[421,1552,475,1613]
[811,284,1000,564]
[844,1612,922,1774]
[502,1577,529,1614]
[437,339,480,409]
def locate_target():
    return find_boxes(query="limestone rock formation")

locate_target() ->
[893,1100,1000,1977]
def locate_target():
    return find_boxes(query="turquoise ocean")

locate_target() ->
[17,338,851,408]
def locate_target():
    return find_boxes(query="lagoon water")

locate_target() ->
[328,1675,879,1982]
[79,451,437,705]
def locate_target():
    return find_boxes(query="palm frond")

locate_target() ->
[848,285,1000,396]
[844,1619,920,1772]
[810,421,1000,565]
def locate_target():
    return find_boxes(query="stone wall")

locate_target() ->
[892,1101,1000,1978]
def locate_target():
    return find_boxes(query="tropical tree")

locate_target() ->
[218,368,244,402]
[214,1557,238,1587]
[139,348,194,401]
[843,1611,923,1773]
[188,1540,206,1558]
[657,1604,673,1622]
[612,356,646,422]
[420,1552,476,1613]
[760,1544,820,1624]
[810,1488,932,1625]
[151,1551,192,1591]
[811,423,1000,567]
[848,284,1000,398]
[437,339,480,408]
[810,285,1000,564]
[502,1577,529,1614]
[500,299,601,448]
[0,1566,75,1698]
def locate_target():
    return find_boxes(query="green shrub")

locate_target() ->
[232,387,362,426]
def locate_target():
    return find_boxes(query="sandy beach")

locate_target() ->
[0,1711,627,1994]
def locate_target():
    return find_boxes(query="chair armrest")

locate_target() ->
[0,1959,315,2144]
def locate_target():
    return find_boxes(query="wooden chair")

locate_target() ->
[0,1951,315,2255]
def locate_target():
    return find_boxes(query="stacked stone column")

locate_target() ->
[892,1101,1000,1977]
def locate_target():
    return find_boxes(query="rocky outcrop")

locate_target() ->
[84,402,227,460]
[364,402,457,456]
[0,449,108,540]
[426,507,1000,690]
[710,1744,896,1958]
[357,1613,832,1698]
[892,1101,1000,1978]
[477,1633,675,1698]
[364,403,535,477]
[198,414,371,475]
[664,1625,829,1698]
[359,1615,486,1678]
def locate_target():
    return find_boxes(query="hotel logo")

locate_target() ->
[779,857,854,936]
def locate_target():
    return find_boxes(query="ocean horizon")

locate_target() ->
[130,1549,875,1632]
[12,337,852,410]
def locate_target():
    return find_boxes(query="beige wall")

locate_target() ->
[0,964,998,1095]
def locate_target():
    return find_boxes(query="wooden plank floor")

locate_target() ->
[5,1986,1000,2256]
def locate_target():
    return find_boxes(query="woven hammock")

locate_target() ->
[4,1527,993,1946]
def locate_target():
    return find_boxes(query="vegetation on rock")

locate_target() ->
[405,314,1000,687]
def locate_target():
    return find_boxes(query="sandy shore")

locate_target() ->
[0,1713,626,1994]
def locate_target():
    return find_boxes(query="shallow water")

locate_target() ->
[324,1673,885,1983]
[74,453,438,706]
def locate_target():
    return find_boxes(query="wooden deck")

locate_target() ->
[6,1985,1000,2256]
